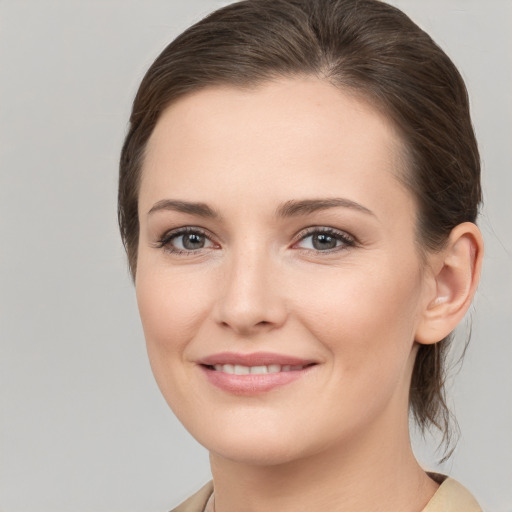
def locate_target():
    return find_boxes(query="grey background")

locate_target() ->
[0,1,510,511]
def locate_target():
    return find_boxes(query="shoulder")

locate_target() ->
[422,474,482,512]
[170,481,214,512]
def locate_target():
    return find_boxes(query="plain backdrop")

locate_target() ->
[1,1,511,511]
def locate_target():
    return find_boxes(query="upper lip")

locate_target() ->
[197,352,317,367]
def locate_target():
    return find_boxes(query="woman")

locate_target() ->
[118,0,484,510]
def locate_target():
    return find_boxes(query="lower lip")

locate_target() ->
[200,365,316,395]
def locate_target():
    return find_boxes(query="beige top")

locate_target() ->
[170,475,482,512]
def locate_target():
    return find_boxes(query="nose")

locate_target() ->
[212,243,288,336]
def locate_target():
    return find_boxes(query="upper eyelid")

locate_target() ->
[158,225,352,239]
[155,226,213,247]
[294,226,354,240]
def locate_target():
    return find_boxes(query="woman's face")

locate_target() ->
[136,77,433,465]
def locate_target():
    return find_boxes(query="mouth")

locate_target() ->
[203,363,315,374]
[197,352,318,395]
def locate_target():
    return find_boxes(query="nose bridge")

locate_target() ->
[214,238,286,335]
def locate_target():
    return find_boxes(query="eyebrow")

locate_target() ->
[148,199,221,218]
[147,197,374,218]
[275,198,375,218]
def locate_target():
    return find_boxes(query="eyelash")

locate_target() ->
[295,227,356,254]
[155,227,214,256]
[155,226,356,256]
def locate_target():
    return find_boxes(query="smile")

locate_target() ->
[210,364,308,374]
[197,352,318,395]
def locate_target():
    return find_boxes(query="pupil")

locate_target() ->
[313,233,336,250]
[183,233,205,250]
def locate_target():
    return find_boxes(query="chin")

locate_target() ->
[207,438,309,467]
[184,416,328,467]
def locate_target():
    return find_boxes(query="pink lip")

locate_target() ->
[197,352,318,396]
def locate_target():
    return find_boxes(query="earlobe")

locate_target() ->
[415,222,484,345]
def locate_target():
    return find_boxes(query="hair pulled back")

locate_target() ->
[119,0,481,446]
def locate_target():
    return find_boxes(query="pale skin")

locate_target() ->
[135,77,483,512]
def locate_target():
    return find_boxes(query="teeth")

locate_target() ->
[234,365,250,375]
[250,365,268,374]
[211,363,306,374]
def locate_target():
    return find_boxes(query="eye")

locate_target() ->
[156,227,216,254]
[294,227,355,252]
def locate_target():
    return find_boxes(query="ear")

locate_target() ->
[415,222,484,345]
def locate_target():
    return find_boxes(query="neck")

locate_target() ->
[209,413,438,512]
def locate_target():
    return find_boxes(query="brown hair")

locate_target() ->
[119,0,481,447]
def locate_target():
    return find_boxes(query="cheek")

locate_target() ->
[287,260,424,434]
[135,264,213,359]
[135,262,220,416]
[294,257,423,374]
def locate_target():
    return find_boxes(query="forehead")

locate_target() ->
[140,77,412,221]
